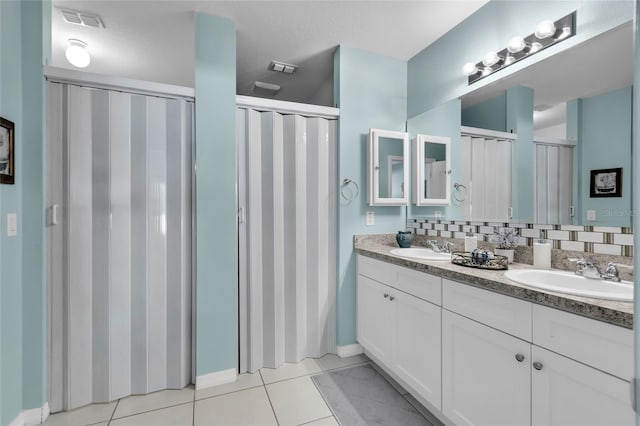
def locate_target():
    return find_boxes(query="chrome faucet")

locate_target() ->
[569,258,631,282]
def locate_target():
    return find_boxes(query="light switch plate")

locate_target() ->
[7,213,17,237]
[587,210,596,221]
[366,211,375,226]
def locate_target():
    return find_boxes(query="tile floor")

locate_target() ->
[44,353,370,426]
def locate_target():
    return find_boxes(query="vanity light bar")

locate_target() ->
[463,12,575,85]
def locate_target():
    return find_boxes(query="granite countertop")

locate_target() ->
[354,237,633,329]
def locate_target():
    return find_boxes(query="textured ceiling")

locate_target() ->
[51,0,488,105]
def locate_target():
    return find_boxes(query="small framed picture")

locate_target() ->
[590,168,622,198]
[0,117,14,185]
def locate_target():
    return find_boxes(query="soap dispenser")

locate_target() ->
[464,230,477,252]
[533,239,552,269]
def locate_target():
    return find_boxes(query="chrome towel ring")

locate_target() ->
[341,178,359,202]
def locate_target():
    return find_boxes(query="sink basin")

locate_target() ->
[389,248,452,261]
[504,269,633,301]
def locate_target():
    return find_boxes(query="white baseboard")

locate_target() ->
[336,343,364,358]
[196,368,237,390]
[8,402,49,426]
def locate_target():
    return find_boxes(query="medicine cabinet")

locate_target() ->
[413,134,451,206]
[367,128,409,206]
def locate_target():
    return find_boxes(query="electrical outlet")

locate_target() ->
[366,211,375,226]
[587,210,596,221]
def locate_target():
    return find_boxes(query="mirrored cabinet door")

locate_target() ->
[413,134,451,206]
[367,129,409,206]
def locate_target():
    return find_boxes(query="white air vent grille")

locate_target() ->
[59,9,105,28]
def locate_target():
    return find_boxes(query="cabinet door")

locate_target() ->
[442,310,530,426]
[356,275,391,363]
[532,346,634,426]
[391,290,442,410]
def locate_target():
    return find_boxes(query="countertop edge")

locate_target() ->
[355,246,633,329]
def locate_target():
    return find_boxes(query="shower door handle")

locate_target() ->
[48,204,60,226]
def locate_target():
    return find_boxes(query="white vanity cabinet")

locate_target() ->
[356,255,442,410]
[356,255,634,426]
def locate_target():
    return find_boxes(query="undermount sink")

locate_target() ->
[504,269,633,302]
[389,247,452,261]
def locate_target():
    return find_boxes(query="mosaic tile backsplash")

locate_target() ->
[407,219,634,258]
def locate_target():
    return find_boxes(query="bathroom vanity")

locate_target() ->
[355,238,634,426]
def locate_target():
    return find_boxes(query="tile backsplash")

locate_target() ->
[407,219,634,258]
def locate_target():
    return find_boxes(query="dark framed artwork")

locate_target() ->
[590,168,622,198]
[0,117,14,185]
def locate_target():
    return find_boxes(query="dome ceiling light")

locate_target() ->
[65,39,91,68]
[461,12,575,85]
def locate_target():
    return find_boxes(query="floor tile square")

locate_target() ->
[315,353,369,371]
[301,416,339,426]
[196,371,263,400]
[110,402,193,426]
[113,386,194,419]
[43,401,117,426]
[266,376,332,425]
[260,358,322,384]
[194,386,277,426]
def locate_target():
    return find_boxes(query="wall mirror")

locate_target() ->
[367,128,409,206]
[413,134,451,206]
[459,22,632,226]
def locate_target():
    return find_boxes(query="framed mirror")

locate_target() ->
[367,128,409,206]
[413,134,451,206]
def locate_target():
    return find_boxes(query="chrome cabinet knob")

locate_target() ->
[515,353,525,362]
[383,293,389,298]
[389,296,395,301]
[533,361,543,370]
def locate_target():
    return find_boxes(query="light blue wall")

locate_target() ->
[506,86,534,222]
[0,1,49,422]
[194,14,238,376]
[577,86,632,226]
[335,46,407,346]
[461,93,506,132]
[0,1,24,422]
[407,99,461,219]
[21,0,49,411]
[408,0,633,119]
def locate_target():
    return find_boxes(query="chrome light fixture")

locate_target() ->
[463,12,575,85]
[65,39,90,68]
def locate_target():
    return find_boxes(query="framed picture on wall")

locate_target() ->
[0,117,15,185]
[590,168,622,198]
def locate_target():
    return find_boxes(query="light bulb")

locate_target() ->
[504,55,515,65]
[507,36,526,53]
[65,39,90,68]
[557,26,571,40]
[482,51,499,67]
[463,62,478,76]
[530,42,543,53]
[482,67,492,76]
[535,20,556,39]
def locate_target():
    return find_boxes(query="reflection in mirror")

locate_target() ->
[460,22,632,226]
[367,129,409,206]
[413,134,451,206]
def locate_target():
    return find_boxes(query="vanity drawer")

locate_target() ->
[356,255,441,305]
[357,255,396,286]
[395,266,441,306]
[443,279,532,341]
[532,304,633,381]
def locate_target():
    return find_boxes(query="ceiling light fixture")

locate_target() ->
[462,12,575,84]
[65,39,91,68]
[269,60,298,74]
[252,81,281,95]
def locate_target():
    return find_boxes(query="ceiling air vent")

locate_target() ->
[269,61,298,74]
[534,104,552,112]
[59,9,105,28]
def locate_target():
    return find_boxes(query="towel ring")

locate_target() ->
[453,183,467,203]
[341,178,359,202]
